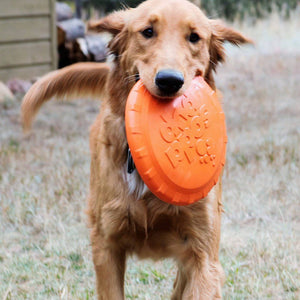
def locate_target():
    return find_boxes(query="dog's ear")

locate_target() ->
[88,10,129,35]
[211,20,253,46]
[205,20,252,89]
[88,10,131,57]
[209,20,253,66]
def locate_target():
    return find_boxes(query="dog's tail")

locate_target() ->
[21,62,110,132]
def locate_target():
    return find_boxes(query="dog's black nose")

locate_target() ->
[155,69,184,95]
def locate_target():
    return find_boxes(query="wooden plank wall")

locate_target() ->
[0,0,57,81]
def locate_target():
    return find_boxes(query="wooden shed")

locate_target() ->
[0,0,57,81]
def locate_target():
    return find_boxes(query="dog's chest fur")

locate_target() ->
[101,166,215,259]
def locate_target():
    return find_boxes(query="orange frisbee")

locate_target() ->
[125,76,227,206]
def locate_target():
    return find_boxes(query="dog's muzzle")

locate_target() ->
[155,69,184,95]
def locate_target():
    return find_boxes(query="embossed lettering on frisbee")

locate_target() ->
[125,77,227,206]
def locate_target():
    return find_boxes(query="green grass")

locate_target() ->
[1,13,300,300]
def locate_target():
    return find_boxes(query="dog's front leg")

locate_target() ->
[91,230,126,300]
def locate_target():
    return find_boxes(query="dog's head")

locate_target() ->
[89,0,251,98]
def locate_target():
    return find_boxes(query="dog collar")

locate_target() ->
[127,147,135,174]
[127,73,139,174]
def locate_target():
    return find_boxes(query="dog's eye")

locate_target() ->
[189,32,201,43]
[141,27,154,39]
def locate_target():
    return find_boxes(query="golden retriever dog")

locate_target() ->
[22,0,251,298]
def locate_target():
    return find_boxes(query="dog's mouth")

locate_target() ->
[135,74,185,101]
[135,69,203,101]
[154,92,181,101]
[134,72,175,100]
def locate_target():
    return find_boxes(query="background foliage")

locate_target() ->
[90,0,299,20]
[200,0,299,20]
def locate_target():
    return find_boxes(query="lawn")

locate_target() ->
[0,13,299,300]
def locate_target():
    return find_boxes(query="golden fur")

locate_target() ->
[22,0,251,298]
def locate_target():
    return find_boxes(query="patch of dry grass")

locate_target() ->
[1,13,299,300]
